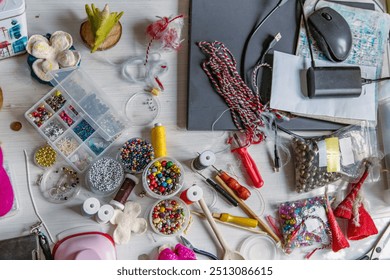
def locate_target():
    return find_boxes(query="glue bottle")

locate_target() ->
[151,123,167,158]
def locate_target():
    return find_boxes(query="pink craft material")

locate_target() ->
[0,147,14,217]
[158,243,196,260]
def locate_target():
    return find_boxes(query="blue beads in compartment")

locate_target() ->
[87,134,112,155]
[73,119,95,141]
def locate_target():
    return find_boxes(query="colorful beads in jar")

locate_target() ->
[144,158,183,198]
[150,199,188,236]
[118,138,154,173]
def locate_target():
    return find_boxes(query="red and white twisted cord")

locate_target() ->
[198,41,266,144]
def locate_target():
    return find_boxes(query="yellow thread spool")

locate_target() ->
[151,123,167,158]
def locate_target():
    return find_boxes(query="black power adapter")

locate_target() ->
[306,66,362,98]
[298,0,363,99]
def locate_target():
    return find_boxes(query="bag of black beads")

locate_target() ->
[292,122,378,193]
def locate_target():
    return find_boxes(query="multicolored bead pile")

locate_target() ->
[42,119,65,141]
[28,104,53,127]
[119,138,154,173]
[34,145,57,168]
[278,196,331,254]
[73,119,95,141]
[151,199,187,235]
[46,90,66,112]
[87,157,124,195]
[146,159,182,196]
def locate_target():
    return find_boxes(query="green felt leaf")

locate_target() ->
[85,4,123,53]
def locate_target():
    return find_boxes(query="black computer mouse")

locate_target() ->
[308,7,352,62]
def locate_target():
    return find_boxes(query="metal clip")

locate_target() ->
[30,222,53,260]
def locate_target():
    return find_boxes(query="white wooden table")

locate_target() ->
[1,0,390,260]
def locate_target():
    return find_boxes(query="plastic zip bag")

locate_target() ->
[292,122,378,193]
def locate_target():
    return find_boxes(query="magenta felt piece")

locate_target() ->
[0,147,14,217]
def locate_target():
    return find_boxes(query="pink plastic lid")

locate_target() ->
[53,232,116,260]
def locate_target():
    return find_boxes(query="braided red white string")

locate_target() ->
[198,41,266,144]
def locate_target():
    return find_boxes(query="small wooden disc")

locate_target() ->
[80,21,122,51]
[10,121,22,131]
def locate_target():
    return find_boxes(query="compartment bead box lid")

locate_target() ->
[25,68,126,172]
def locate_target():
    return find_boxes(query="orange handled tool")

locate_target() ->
[232,134,264,188]
[213,167,251,200]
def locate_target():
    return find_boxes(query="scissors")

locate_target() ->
[180,236,219,260]
[358,222,390,260]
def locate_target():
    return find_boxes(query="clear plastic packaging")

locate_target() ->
[292,123,378,193]
[24,68,126,172]
[379,97,390,191]
[278,195,331,254]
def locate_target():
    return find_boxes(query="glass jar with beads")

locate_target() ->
[86,157,125,196]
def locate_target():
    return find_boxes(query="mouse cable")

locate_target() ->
[298,0,316,68]
[361,76,390,85]
[251,33,281,95]
[240,0,290,84]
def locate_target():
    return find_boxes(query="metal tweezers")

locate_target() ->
[180,236,219,260]
[357,222,390,260]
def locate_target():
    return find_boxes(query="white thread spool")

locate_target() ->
[81,197,101,217]
[191,150,216,171]
[180,184,203,204]
[96,204,114,224]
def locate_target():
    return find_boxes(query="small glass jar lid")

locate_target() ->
[239,234,278,260]
[125,91,160,126]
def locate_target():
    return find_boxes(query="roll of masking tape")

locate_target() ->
[96,204,114,224]
[82,197,101,217]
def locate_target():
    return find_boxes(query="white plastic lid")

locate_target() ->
[239,235,278,260]
[0,0,25,19]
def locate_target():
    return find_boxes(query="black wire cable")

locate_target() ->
[298,0,316,68]
[362,77,390,85]
[240,0,289,84]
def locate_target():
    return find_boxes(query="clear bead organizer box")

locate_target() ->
[25,68,126,172]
